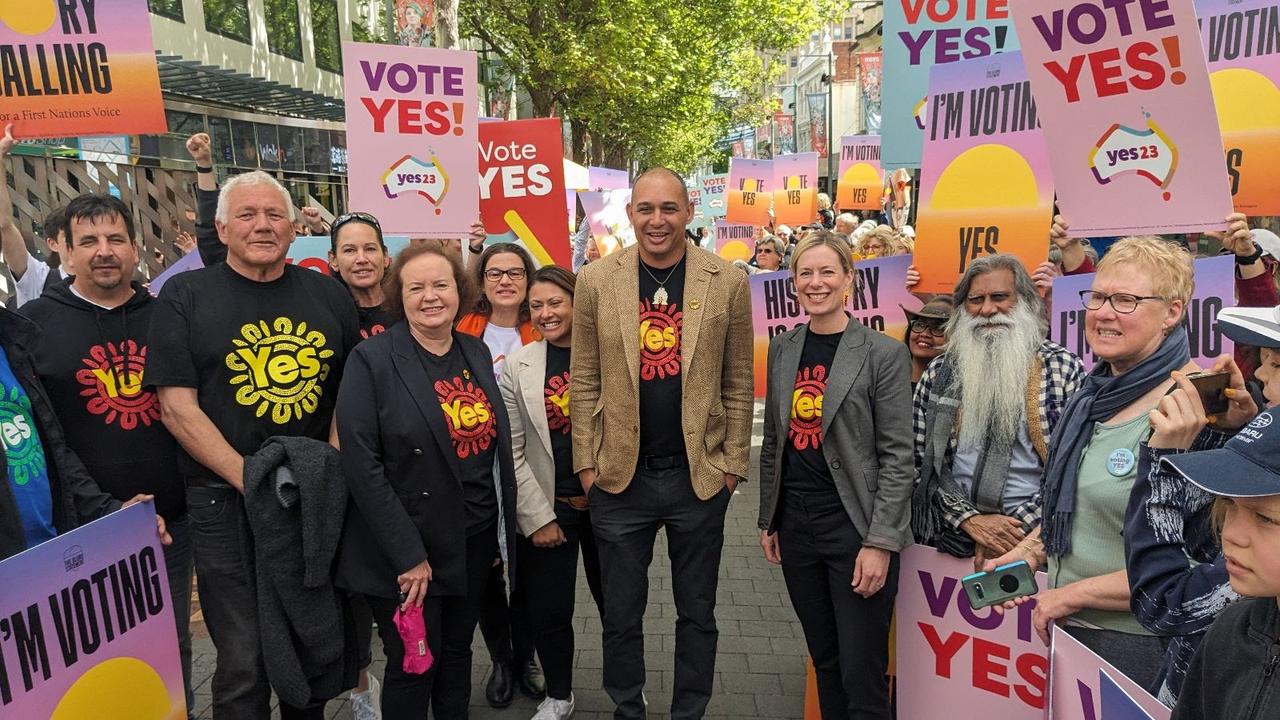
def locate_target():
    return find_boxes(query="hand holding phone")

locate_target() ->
[1185,369,1231,415]
[961,560,1038,610]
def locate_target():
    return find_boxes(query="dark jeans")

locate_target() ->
[187,484,325,719]
[520,500,605,700]
[590,467,731,720]
[367,523,499,720]
[479,553,536,667]
[777,490,898,720]
[164,515,195,718]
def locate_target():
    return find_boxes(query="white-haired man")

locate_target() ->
[910,254,1085,561]
[148,171,361,718]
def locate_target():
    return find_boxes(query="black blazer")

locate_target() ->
[333,322,519,599]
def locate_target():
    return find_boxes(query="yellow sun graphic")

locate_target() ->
[225,318,334,425]
[0,2,58,35]
[52,656,183,720]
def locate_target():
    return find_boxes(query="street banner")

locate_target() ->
[806,93,830,157]
[731,140,745,158]
[478,118,570,267]
[588,166,628,190]
[579,189,634,257]
[1049,626,1170,719]
[913,52,1054,294]
[775,113,797,155]
[702,173,729,222]
[342,42,478,237]
[1051,254,1234,371]
[1011,0,1232,236]
[882,0,1019,169]
[0,0,166,139]
[286,236,412,276]
[837,136,885,211]
[0,502,185,718]
[859,52,885,134]
[727,159,773,227]
[756,122,774,159]
[744,134,757,159]
[1197,0,1280,216]
[688,183,709,231]
[747,257,919,397]
[895,544,1049,720]
[773,153,820,227]
[392,0,435,47]
[714,220,755,263]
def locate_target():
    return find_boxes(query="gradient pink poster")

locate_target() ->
[0,502,185,718]
[1012,0,1232,236]
[1050,627,1170,720]
[343,42,479,237]
[0,0,166,139]
[914,52,1055,294]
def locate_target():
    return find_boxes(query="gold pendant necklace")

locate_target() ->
[642,258,682,306]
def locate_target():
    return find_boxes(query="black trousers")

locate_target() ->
[366,523,499,720]
[590,467,731,720]
[519,500,605,700]
[478,550,536,667]
[777,490,898,720]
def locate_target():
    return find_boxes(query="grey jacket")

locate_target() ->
[758,320,915,551]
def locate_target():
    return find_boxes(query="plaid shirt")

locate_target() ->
[913,340,1085,533]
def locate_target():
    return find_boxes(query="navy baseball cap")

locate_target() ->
[1161,409,1280,497]
[1217,306,1280,350]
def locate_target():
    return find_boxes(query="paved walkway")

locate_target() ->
[188,404,811,719]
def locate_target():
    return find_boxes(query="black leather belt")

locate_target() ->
[640,454,688,470]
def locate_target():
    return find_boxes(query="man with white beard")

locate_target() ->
[910,255,1085,561]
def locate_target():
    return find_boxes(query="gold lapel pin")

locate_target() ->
[463,369,472,380]
[689,300,701,310]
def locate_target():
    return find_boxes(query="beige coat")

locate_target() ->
[499,340,563,536]
[569,243,754,500]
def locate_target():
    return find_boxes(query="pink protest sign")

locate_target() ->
[579,189,634,256]
[1049,626,1171,719]
[836,136,885,211]
[714,219,755,263]
[727,158,773,226]
[772,153,820,227]
[588,166,629,190]
[1011,0,1233,236]
[342,42,479,237]
[1051,254,1234,371]
[895,544,1049,719]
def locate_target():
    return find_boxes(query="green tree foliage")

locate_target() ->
[461,0,839,172]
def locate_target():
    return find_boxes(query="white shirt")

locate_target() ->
[483,323,524,380]
[14,251,67,307]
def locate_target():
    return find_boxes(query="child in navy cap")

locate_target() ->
[1164,409,1280,720]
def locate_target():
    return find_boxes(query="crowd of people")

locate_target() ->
[0,120,1278,720]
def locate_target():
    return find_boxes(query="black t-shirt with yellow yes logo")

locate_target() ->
[637,257,685,459]
[782,328,841,495]
[147,263,361,487]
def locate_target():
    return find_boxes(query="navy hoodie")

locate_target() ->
[19,281,184,521]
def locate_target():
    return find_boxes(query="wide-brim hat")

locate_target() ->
[902,296,954,323]
[1161,409,1280,498]
[1217,306,1280,349]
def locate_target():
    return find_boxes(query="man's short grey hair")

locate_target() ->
[950,254,1046,331]
[215,171,295,224]
[756,235,785,255]
[835,212,857,226]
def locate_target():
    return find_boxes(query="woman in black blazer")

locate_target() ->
[335,243,519,719]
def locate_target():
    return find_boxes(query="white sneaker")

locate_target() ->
[350,673,382,720]
[531,693,575,720]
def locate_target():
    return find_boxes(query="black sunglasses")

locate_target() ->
[331,211,382,237]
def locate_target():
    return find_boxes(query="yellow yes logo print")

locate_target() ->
[226,318,333,425]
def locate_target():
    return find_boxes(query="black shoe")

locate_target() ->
[517,658,546,699]
[485,661,514,708]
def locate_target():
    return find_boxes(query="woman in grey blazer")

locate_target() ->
[498,266,603,720]
[758,232,915,719]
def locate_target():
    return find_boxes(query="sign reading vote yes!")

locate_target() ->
[478,118,570,268]
[343,42,478,237]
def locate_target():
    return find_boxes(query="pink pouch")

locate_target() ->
[393,604,433,674]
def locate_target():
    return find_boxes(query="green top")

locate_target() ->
[1048,411,1153,636]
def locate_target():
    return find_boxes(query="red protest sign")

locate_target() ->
[478,118,570,267]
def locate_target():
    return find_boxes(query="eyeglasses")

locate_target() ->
[331,211,382,236]
[1078,290,1166,314]
[484,267,527,282]
[909,320,946,337]
[755,246,777,254]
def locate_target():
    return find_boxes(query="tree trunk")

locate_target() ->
[435,0,460,49]
[571,119,590,165]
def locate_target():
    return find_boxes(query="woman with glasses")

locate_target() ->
[333,243,519,718]
[758,232,913,720]
[498,266,604,720]
[456,242,544,706]
[754,236,785,271]
[985,236,1200,691]
[902,297,953,392]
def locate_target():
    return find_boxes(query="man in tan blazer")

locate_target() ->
[570,167,753,719]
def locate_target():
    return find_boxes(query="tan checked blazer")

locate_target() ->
[569,243,754,500]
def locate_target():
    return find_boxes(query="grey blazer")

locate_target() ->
[757,320,915,552]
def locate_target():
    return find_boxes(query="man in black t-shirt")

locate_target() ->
[570,168,754,719]
[148,171,359,719]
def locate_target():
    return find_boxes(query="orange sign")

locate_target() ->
[726,158,772,226]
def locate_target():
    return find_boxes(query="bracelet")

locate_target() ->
[468,243,484,254]
[196,165,213,174]
[1235,242,1264,265]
